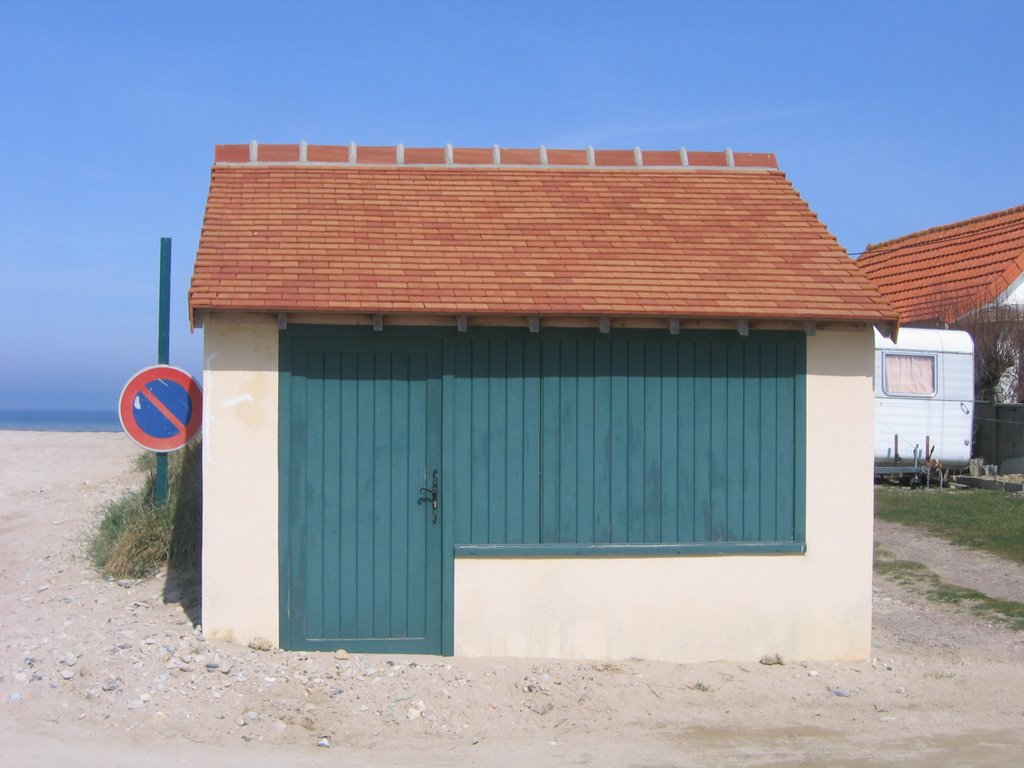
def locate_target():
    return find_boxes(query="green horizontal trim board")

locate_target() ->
[454,542,806,557]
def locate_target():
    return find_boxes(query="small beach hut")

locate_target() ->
[188,142,896,662]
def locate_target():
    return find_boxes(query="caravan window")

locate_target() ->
[883,353,936,396]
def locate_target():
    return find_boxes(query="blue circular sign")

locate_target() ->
[119,365,203,452]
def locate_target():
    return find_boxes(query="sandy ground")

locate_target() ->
[1,432,1023,767]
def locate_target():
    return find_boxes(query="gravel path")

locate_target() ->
[874,518,1024,603]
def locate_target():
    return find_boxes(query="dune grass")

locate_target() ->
[874,486,1024,566]
[88,441,202,579]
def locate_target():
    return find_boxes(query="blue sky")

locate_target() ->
[1,0,1021,410]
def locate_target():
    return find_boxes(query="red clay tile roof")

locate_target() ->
[856,205,1024,324]
[189,142,896,328]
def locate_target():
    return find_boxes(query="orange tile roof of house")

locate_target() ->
[856,205,1024,325]
[189,141,897,331]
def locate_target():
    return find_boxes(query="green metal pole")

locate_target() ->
[155,238,171,506]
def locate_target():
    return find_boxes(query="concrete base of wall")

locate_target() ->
[454,553,871,663]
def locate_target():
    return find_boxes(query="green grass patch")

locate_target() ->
[874,486,1024,565]
[88,441,202,579]
[874,547,1024,630]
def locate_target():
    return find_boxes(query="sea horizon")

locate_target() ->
[0,408,121,433]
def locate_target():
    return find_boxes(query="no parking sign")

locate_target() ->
[119,365,203,452]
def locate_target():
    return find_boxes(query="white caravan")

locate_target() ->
[873,327,974,474]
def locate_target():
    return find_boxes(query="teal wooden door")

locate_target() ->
[280,337,443,653]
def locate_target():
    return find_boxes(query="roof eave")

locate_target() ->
[190,305,896,337]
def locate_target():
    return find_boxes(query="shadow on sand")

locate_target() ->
[160,441,203,627]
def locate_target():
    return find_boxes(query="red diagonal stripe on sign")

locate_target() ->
[137,383,187,435]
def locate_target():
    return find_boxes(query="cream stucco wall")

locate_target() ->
[454,328,875,662]
[203,322,874,660]
[201,313,280,645]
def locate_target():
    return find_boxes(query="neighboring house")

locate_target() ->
[857,205,1024,402]
[188,141,896,663]
[855,205,1024,326]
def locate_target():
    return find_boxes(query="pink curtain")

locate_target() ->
[885,355,935,395]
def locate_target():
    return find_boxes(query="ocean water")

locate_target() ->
[0,409,121,432]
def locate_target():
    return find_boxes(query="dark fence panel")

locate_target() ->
[973,402,1024,467]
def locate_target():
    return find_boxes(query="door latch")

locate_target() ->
[419,469,438,524]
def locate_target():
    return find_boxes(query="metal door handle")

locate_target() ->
[418,468,438,524]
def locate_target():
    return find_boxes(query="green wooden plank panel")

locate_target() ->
[280,333,442,653]
[303,353,326,639]
[626,340,645,543]
[424,349,443,648]
[742,345,761,541]
[708,342,728,542]
[726,341,745,541]
[428,330,802,551]
[576,339,595,544]
[559,340,578,543]
[609,338,629,542]
[522,337,542,543]
[541,339,561,542]
[406,352,430,640]
[692,340,712,542]
[452,342,472,544]
[355,352,376,638]
[372,354,393,637]
[280,327,810,653]
[643,341,662,543]
[337,353,359,638]
[321,354,342,638]
[441,337,456,656]
[488,340,507,543]
[793,343,807,544]
[389,354,410,638]
[593,340,613,543]
[676,341,695,543]
[505,337,525,543]
[470,339,490,543]
[660,342,679,543]
[759,344,779,542]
